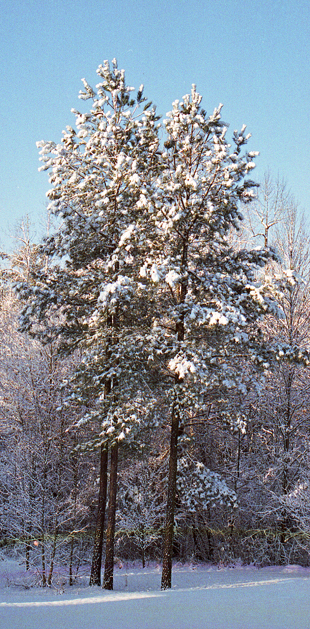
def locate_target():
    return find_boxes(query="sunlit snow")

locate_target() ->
[1,558,310,629]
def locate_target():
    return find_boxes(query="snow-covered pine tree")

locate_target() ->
[176,455,237,519]
[140,87,278,589]
[17,59,160,589]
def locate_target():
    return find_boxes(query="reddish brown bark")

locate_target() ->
[89,445,108,586]
[103,442,119,590]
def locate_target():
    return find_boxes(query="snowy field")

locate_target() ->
[1,558,310,629]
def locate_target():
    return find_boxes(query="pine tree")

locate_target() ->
[140,87,278,588]
[18,59,160,589]
[18,67,293,583]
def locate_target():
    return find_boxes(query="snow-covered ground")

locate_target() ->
[0,558,310,629]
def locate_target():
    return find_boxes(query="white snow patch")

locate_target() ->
[1,558,310,629]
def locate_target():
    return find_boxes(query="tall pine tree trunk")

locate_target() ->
[161,240,187,590]
[89,444,108,585]
[103,441,118,590]
[161,399,180,589]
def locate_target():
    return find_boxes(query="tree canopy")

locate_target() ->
[11,60,310,589]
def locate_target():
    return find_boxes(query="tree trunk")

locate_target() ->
[41,467,47,587]
[47,515,59,586]
[140,524,145,569]
[280,370,293,546]
[41,533,47,587]
[161,240,187,590]
[25,541,31,571]
[103,442,118,590]
[161,399,180,590]
[69,535,74,586]
[89,445,108,585]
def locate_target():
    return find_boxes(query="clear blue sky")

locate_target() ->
[1,0,309,250]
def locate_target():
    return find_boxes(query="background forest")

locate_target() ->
[1,61,310,590]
